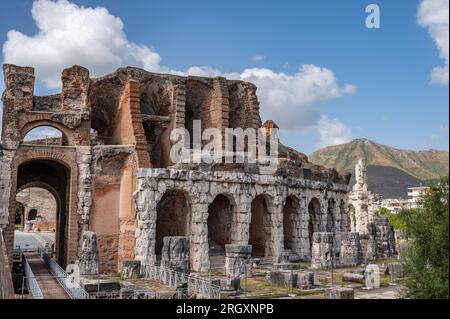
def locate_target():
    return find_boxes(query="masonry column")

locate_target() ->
[298,196,311,260]
[133,172,158,276]
[232,189,253,245]
[271,193,284,262]
[190,201,209,272]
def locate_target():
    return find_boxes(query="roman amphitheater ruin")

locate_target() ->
[0,64,395,288]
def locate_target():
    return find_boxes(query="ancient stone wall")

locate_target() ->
[134,168,349,273]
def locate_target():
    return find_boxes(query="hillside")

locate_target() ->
[349,165,423,198]
[309,138,449,181]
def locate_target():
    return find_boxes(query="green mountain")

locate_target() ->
[309,138,449,181]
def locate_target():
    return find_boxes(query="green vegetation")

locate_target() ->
[380,207,416,231]
[15,202,24,225]
[401,177,449,299]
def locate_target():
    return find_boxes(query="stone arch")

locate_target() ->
[20,121,74,146]
[140,80,174,168]
[308,197,321,251]
[207,193,236,255]
[27,209,38,221]
[155,189,192,256]
[282,195,299,251]
[185,79,213,148]
[326,198,336,232]
[7,149,79,267]
[249,194,274,257]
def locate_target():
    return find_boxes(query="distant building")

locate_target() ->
[407,186,429,209]
[381,186,429,213]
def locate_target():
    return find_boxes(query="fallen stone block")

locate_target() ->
[267,270,298,288]
[342,273,365,284]
[122,260,141,279]
[80,279,121,293]
[297,272,315,289]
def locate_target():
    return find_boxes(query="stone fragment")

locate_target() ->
[77,231,99,275]
[122,260,141,279]
[161,236,190,274]
[342,273,365,284]
[325,287,354,299]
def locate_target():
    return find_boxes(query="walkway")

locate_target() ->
[24,252,69,299]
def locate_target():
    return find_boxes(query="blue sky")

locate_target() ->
[0,0,448,154]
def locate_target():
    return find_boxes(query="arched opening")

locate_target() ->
[14,159,70,267]
[283,196,298,250]
[155,190,191,257]
[249,195,273,258]
[141,80,173,168]
[27,209,38,221]
[185,80,212,149]
[308,198,321,251]
[326,198,336,232]
[207,194,234,254]
[23,126,67,146]
[340,200,349,232]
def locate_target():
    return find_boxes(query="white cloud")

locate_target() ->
[1,0,356,141]
[417,0,449,85]
[251,54,266,63]
[238,66,356,129]
[2,0,165,88]
[316,116,352,148]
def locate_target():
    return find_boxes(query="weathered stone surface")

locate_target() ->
[80,279,121,293]
[297,272,315,289]
[325,287,354,299]
[342,273,365,284]
[77,231,99,275]
[225,244,252,290]
[122,260,141,279]
[161,236,190,274]
[267,270,298,288]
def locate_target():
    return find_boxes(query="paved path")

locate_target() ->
[24,252,69,299]
[14,231,54,250]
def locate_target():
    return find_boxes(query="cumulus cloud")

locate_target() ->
[2,0,165,88]
[417,0,449,85]
[1,0,355,140]
[316,116,352,148]
[238,66,356,129]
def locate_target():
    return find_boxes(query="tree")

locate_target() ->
[15,202,24,225]
[401,177,449,299]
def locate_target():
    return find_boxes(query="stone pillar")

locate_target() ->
[190,202,209,272]
[225,245,252,290]
[161,236,190,274]
[77,231,99,275]
[271,199,284,262]
[122,260,141,279]
[133,174,158,276]
[311,232,337,269]
[298,196,311,260]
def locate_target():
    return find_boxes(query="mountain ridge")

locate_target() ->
[309,138,449,181]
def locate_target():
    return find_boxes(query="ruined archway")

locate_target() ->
[249,194,273,258]
[326,198,336,232]
[308,198,321,251]
[207,194,235,258]
[23,126,67,146]
[155,190,191,256]
[283,196,298,250]
[14,160,70,267]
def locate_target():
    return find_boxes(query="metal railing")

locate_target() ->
[23,255,44,299]
[0,229,15,299]
[38,247,90,299]
[147,265,221,299]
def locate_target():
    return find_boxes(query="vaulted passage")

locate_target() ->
[249,195,273,258]
[283,196,298,250]
[15,160,70,267]
[155,190,191,256]
[207,194,234,255]
[308,198,321,251]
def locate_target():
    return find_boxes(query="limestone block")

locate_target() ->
[342,273,365,284]
[161,236,190,274]
[122,260,141,279]
[325,287,354,299]
[77,231,99,275]
[267,270,298,288]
